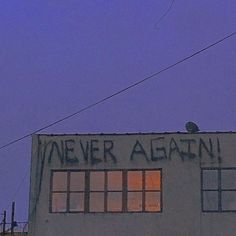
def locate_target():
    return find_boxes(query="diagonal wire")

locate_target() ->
[0,31,236,151]
[155,0,175,28]
[4,164,30,211]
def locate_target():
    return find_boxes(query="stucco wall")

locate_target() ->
[28,132,236,236]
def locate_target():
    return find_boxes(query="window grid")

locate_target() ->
[68,171,85,212]
[106,171,123,213]
[50,169,162,213]
[142,171,145,212]
[104,172,108,212]
[201,168,236,213]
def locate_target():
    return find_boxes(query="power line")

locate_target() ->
[155,0,175,29]
[3,142,50,223]
[11,166,30,202]
[0,31,236,151]
[4,165,30,212]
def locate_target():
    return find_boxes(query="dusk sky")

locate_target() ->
[0,0,236,222]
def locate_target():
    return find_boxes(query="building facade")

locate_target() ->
[28,132,236,236]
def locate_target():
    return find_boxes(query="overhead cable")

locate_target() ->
[0,31,235,151]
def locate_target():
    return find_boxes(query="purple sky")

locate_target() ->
[0,0,236,222]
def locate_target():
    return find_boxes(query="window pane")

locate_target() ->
[145,171,161,190]
[52,172,67,191]
[203,191,218,211]
[202,170,218,190]
[107,192,122,212]
[107,171,122,191]
[221,170,236,190]
[90,172,105,191]
[222,191,236,211]
[145,192,161,212]
[128,171,142,190]
[70,172,85,191]
[70,193,84,212]
[89,193,104,212]
[127,192,142,212]
[52,193,67,212]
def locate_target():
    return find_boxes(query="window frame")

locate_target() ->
[201,167,236,213]
[49,168,162,214]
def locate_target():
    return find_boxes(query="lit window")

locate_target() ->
[201,168,236,212]
[51,171,85,213]
[70,172,85,191]
[69,172,85,212]
[145,192,161,211]
[52,193,67,213]
[52,172,67,191]
[50,169,162,213]
[89,172,105,212]
[107,171,122,212]
[51,172,67,212]
[145,171,161,190]
[70,193,84,212]
[145,170,161,212]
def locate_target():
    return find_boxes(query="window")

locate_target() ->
[201,168,236,212]
[50,169,162,213]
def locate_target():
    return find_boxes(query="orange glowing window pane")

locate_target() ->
[145,171,161,190]
[107,171,122,191]
[145,192,161,211]
[90,172,105,191]
[107,192,122,212]
[127,192,142,212]
[52,193,67,212]
[70,172,85,191]
[128,171,142,190]
[51,169,162,213]
[89,193,104,212]
[52,172,67,191]
[70,193,84,212]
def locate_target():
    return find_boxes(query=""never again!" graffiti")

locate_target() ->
[39,136,222,165]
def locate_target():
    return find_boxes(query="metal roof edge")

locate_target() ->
[34,131,236,137]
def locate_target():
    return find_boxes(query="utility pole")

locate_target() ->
[10,202,15,236]
[2,210,6,236]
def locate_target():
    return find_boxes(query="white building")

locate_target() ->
[28,132,236,236]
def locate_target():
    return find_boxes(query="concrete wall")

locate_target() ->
[28,132,236,236]
[4,233,27,236]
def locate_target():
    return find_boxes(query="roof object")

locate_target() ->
[185,121,200,133]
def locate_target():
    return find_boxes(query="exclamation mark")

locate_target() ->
[217,138,222,163]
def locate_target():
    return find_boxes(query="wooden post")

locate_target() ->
[2,210,6,236]
[10,202,15,236]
